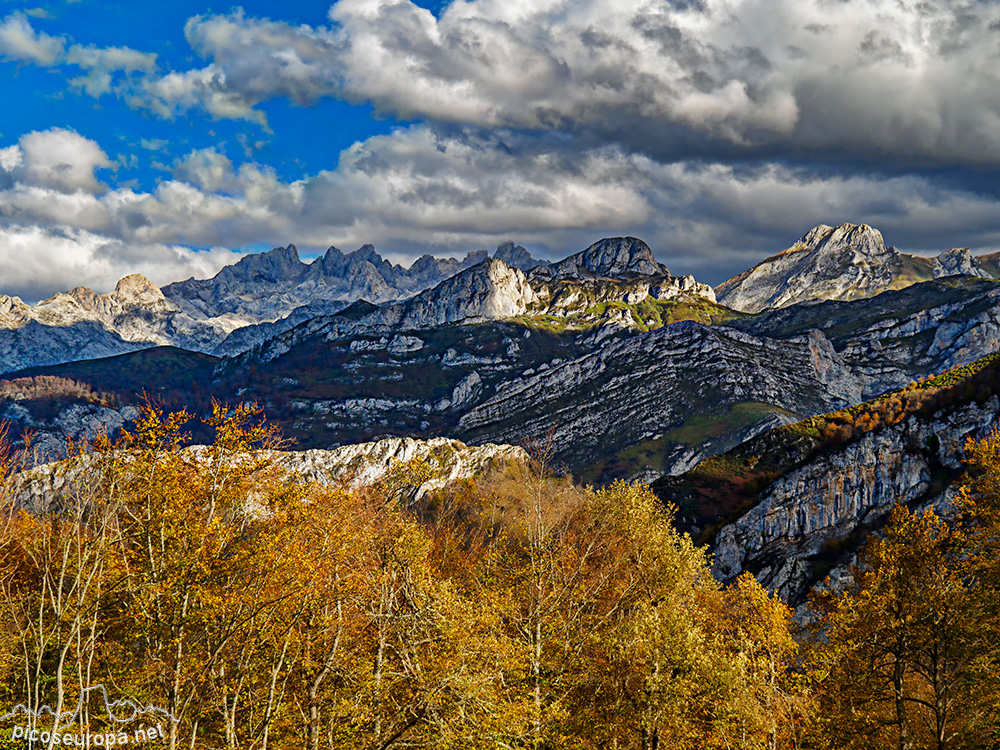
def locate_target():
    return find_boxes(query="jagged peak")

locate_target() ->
[716,222,906,312]
[463,249,489,264]
[455,256,512,277]
[581,237,666,274]
[791,223,887,255]
[795,223,834,248]
[254,244,299,261]
[936,247,971,261]
[494,242,546,270]
[217,244,306,285]
[348,244,381,263]
[933,247,988,278]
[535,236,669,280]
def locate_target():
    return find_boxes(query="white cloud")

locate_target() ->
[7,2,1000,165]
[137,66,267,125]
[65,44,157,96]
[15,128,110,194]
[4,124,1000,301]
[0,11,63,64]
[173,148,238,193]
[0,12,157,96]
[120,0,1000,165]
[0,225,241,303]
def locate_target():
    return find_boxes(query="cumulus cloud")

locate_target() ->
[13,128,111,193]
[4,125,1000,301]
[110,0,1000,165]
[0,12,156,96]
[173,148,239,193]
[137,66,267,125]
[0,11,63,64]
[65,44,157,96]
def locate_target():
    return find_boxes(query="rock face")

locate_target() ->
[11,436,528,514]
[261,437,528,496]
[716,223,1000,313]
[731,276,1000,396]
[454,322,862,471]
[711,397,1000,604]
[370,259,539,328]
[531,237,670,280]
[933,248,991,278]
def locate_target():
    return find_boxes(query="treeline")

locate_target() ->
[816,354,1000,445]
[0,404,998,748]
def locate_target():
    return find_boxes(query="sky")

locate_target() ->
[2,0,1000,301]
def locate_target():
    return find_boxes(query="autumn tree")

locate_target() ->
[808,503,998,750]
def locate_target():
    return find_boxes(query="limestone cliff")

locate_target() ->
[703,390,1000,604]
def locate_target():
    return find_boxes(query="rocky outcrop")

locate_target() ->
[711,397,1000,603]
[531,237,670,280]
[11,436,528,514]
[260,436,527,496]
[933,248,991,278]
[372,259,538,328]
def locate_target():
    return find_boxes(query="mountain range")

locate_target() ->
[0,241,547,371]
[4,221,1000,608]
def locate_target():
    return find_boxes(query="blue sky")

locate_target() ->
[2,0,1000,301]
[3,1,409,188]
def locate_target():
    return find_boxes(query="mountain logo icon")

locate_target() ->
[0,684,177,730]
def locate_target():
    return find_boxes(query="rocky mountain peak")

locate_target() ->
[796,223,890,258]
[533,237,669,280]
[716,223,903,313]
[224,245,306,284]
[494,242,546,270]
[0,294,32,327]
[112,274,165,305]
[797,224,834,247]
[349,244,381,264]
[463,249,490,265]
[366,257,538,329]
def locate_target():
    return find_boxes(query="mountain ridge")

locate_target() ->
[716,222,1000,312]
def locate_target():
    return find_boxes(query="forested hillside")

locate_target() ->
[0,403,998,748]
